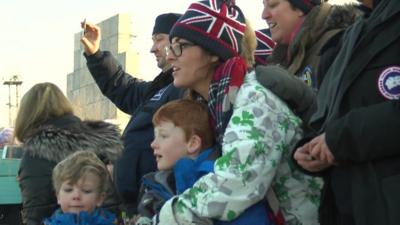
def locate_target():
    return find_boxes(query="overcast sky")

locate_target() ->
[0,0,355,128]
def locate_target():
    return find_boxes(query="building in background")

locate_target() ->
[67,13,140,130]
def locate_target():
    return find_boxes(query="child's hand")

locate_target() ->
[120,212,137,225]
[134,216,152,225]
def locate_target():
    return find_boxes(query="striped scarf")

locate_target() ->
[208,57,247,144]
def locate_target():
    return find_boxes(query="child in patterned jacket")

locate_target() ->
[135,99,272,225]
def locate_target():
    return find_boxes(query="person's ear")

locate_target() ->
[210,55,219,63]
[187,135,202,155]
[96,192,106,207]
[296,8,305,17]
[56,193,61,205]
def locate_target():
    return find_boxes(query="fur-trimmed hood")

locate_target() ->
[23,116,123,163]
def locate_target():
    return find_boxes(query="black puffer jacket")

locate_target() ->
[18,114,123,225]
[309,0,400,224]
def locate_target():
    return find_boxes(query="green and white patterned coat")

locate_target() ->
[156,71,322,225]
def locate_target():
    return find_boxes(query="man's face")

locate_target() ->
[150,33,170,70]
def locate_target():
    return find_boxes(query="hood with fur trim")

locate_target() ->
[23,119,123,164]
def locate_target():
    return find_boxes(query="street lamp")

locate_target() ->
[3,75,22,127]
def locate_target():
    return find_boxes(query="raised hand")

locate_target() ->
[80,21,101,55]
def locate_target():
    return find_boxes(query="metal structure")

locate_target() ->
[3,75,22,127]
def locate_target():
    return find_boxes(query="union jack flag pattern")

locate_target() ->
[255,28,275,66]
[169,0,246,61]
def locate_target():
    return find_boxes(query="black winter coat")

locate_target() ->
[18,114,123,225]
[308,0,400,224]
[85,51,185,215]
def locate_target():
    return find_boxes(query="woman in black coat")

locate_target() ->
[294,0,400,224]
[14,82,123,225]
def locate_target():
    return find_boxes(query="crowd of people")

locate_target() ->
[4,0,399,224]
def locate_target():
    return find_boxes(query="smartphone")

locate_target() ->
[82,18,87,37]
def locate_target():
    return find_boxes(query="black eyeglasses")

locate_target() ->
[166,42,196,57]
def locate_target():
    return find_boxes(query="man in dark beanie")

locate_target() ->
[295,0,400,224]
[151,13,182,70]
[80,12,184,217]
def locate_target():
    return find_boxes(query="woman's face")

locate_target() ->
[167,37,217,95]
[262,0,304,44]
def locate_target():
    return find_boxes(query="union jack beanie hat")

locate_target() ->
[169,0,246,61]
[254,28,275,66]
[287,0,321,14]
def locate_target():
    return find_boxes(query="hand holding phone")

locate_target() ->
[82,18,87,37]
[80,19,101,55]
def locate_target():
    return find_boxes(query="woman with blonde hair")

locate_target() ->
[14,82,73,141]
[15,82,123,225]
[154,0,322,224]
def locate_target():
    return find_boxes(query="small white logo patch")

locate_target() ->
[150,86,169,101]
[378,66,400,100]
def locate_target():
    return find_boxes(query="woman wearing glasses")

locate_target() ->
[153,0,322,225]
